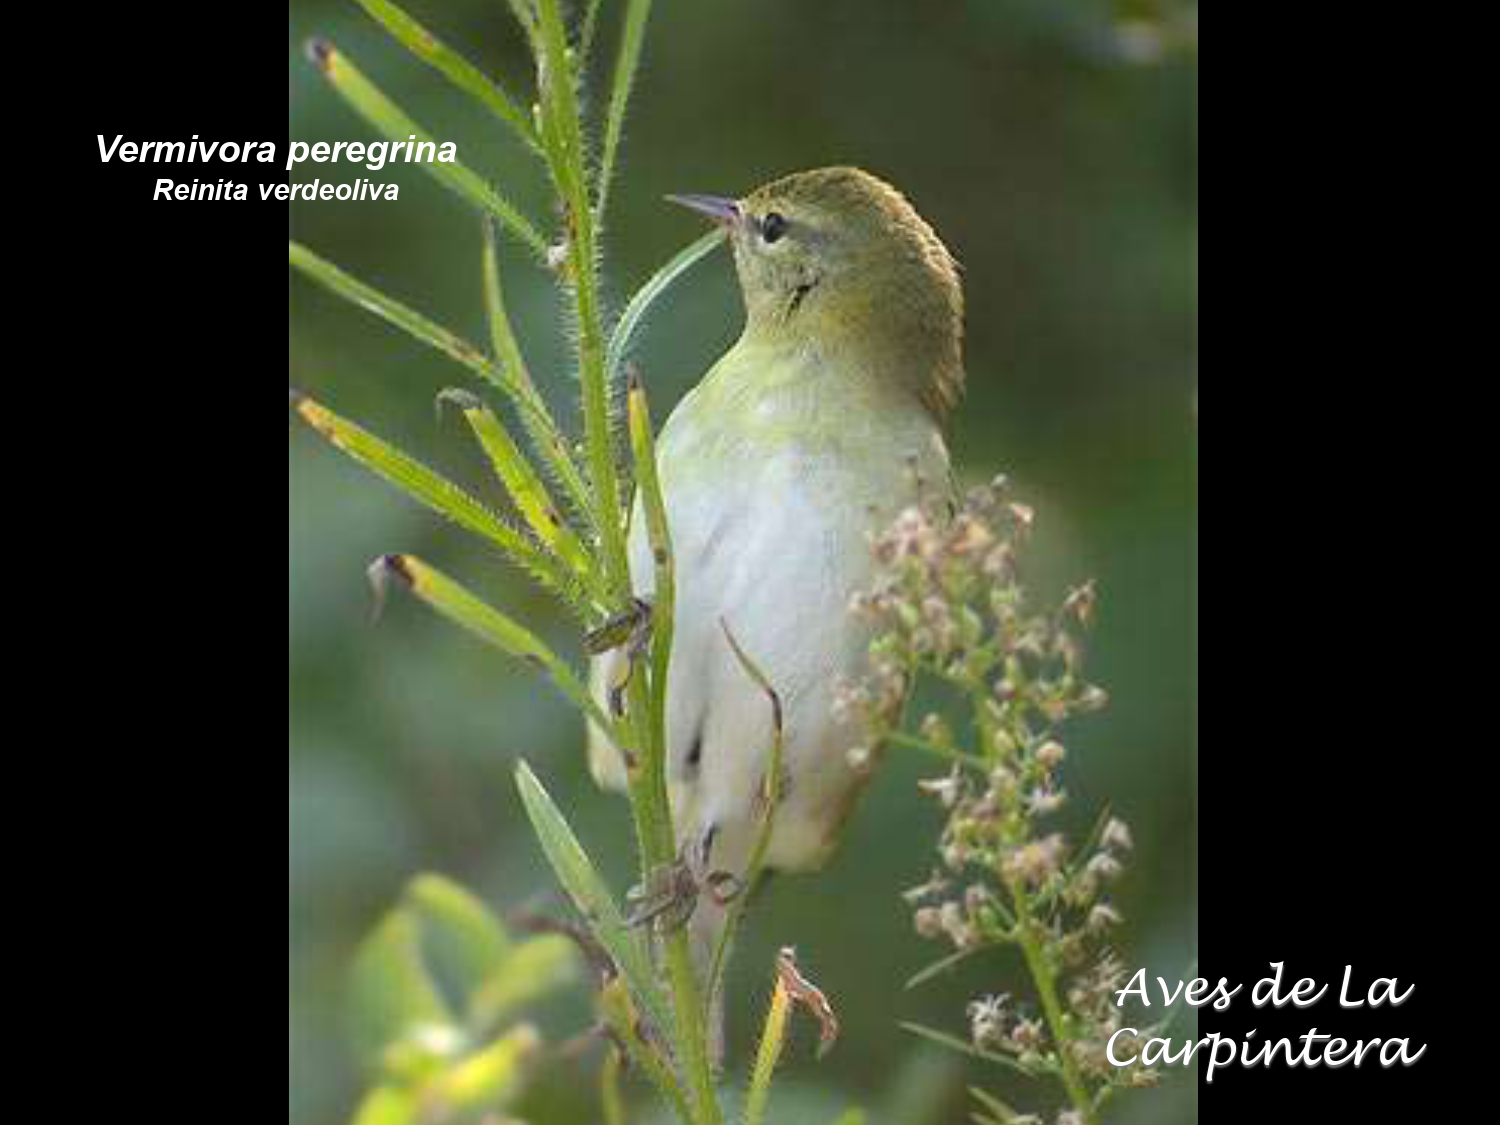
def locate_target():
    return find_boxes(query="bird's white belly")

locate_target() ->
[636,445,918,873]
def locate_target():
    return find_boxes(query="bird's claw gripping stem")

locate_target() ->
[625,830,744,933]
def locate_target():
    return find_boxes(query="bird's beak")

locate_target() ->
[665,193,742,228]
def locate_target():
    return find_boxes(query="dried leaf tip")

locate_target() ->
[366,553,413,623]
[288,387,306,409]
[435,387,484,419]
[776,947,840,1059]
[305,37,335,71]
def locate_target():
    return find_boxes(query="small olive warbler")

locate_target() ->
[590,166,963,1016]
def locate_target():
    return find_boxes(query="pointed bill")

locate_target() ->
[665,193,742,227]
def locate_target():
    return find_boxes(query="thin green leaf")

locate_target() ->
[403,875,512,1009]
[428,1024,542,1113]
[598,977,696,1123]
[305,39,548,257]
[480,219,598,531]
[744,974,791,1125]
[886,729,988,771]
[601,1044,627,1125]
[900,1023,1049,1079]
[533,1,591,213]
[624,371,674,763]
[352,0,540,150]
[349,910,455,1075]
[349,1085,417,1125]
[594,0,655,223]
[967,1087,1022,1125]
[905,945,983,991]
[581,0,606,61]
[291,392,585,611]
[502,0,540,48]
[438,388,600,598]
[513,762,675,1039]
[1067,801,1115,878]
[290,241,491,374]
[606,230,725,385]
[827,1112,867,1125]
[480,218,540,396]
[289,243,582,510]
[469,934,578,1031]
[370,554,610,732]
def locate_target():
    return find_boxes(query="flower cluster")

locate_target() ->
[840,479,1156,1123]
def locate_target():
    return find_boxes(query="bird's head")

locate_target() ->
[669,167,965,424]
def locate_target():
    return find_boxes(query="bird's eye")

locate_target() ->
[760,212,788,244]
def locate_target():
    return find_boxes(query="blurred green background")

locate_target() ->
[289,2,1198,1123]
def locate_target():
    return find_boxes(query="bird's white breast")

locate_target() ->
[622,372,950,874]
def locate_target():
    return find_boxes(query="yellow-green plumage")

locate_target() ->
[589,167,964,1046]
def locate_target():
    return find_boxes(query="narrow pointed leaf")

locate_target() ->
[581,0,606,61]
[624,372,674,745]
[513,761,674,1038]
[595,0,655,222]
[428,1024,542,1113]
[439,389,598,596]
[905,946,982,991]
[481,220,597,529]
[372,555,609,732]
[352,0,539,150]
[404,874,512,1007]
[349,1085,417,1125]
[606,230,724,384]
[349,910,454,1073]
[533,1,590,213]
[469,934,578,1031]
[290,242,567,466]
[900,1023,1047,1078]
[305,39,548,256]
[502,0,540,48]
[291,393,584,611]
[290,241,490,373]
[967,1087,1022,1125]
[744,975,792,1125]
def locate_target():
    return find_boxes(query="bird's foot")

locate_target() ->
[625,830,744,934]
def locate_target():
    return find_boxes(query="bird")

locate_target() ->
[588,166,964,1049]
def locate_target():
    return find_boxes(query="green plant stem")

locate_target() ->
[1011,889,1096,1125]
[618,669,720,1125]
[666,932,720,1125]
[744,977,791,1125]
[601,1047,627,1125]
[534,0,631,598]
[528,8,720,1119]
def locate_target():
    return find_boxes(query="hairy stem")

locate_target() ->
[1012,889,1097,1124]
